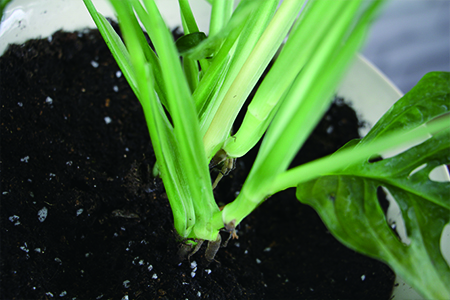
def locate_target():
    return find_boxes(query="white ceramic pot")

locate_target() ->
[1,1,448,299]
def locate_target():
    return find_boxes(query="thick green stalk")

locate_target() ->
[127,0,172,107]
[183,57,198,92]
[223,0,346,157]
[214,114,450,231]
[140,0,220,241]
[178,0,210,79]
[178,0,202,91]
[102,0,195,236]
[197,0,278,139]
[193,13,248,120]
[202,0,305,160]
[243,0,364,196]
[209,0,234,36]
[270,115,450,194]
[218,0,369,226]
[178,0,199,33]
[191,0,268,117]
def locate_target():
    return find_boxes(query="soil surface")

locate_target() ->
[1,27,395,299]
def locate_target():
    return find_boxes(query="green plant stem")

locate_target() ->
[178,0,199,33]
[183,57,199,92]
[271,115,450,195]
[209,0,234,36]
[202,0,306,160]
[194,0,274,129]
[193,21,244,113]
[105,0,194,237]
[213,114,450,229]
[198,0,278,130]
[178,0,209,89]
[141,0,220,241]
[223,0,346,157]
[217,0,383,227]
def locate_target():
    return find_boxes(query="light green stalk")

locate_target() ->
[272,115,450,194]
[223,0,345,157]
[209,0,234,36]
[218,0,378,226]
[139,0,220,241]
[196,0,279,141]
[202,0,306,160]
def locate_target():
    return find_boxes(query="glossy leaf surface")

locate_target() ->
[297,72,450,300]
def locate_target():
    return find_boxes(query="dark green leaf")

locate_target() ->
[183,0,261,61]
[362,72,450,144]
[296,72,450,300]
[176,32,208,56]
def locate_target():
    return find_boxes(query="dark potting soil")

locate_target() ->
[0,28,395,300]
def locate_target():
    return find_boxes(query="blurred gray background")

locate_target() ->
[362,0,450,94]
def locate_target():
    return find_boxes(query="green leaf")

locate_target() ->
[296,170,449,300]
[296,72,450,300]
[361,72,450,145]
[184,0,262,61]
[176,32,208,55]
